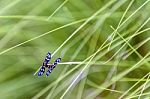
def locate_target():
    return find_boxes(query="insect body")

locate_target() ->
[37,52,61,77]
[46,58,61,76]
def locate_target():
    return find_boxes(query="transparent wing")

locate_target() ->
[46,58,61,76]
[43,52,51,65]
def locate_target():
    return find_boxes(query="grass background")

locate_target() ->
[0,0,150,99]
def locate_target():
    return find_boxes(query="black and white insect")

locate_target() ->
[37,52,61,77]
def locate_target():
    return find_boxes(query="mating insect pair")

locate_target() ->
[37,52,61,77]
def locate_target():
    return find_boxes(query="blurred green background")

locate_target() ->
[0,0,150,99]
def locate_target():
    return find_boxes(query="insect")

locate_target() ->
[37,52,61,77]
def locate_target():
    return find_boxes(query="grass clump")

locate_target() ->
[0,0,150,99]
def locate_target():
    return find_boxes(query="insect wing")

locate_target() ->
[53,58,61,68]
[37,66,45,76]
[46,65,53,76]
[43,52,51,65]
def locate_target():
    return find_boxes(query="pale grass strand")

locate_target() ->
[128,92,150,99]
[87,80,124,94]
[47,0,69,20]
[123,37,150,59]
[107,0,135,51]
[138,74,150,99]
[119,73,150,99]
